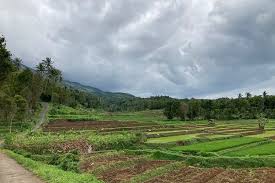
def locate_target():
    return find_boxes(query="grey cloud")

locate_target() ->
[0,0,275,98]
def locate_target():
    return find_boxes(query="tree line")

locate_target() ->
[103,93,275,121]
[162,92,275,121]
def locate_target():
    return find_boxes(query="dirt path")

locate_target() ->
[0,152,43,183]
[0,103,48,182]
[33,102,48,132]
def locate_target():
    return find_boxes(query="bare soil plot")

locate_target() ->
[209,168,275,183]
[145,166,224,183]
[146,166,275,183]
[98,159,171,183]
[80,153,135,172]
[43,120,160,131]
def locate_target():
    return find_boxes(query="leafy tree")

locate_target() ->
[163,100,180,120]
[14,69,33,93]
[178,102,188,121]
[0,36,13,84]
[0,95,17,133]
[14,95,28,127]
[246,92,252,99]
[257,114,268,130]
[13,58,22,69]
[238,93,242,99]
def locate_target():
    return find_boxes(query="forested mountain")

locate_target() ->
[64,80,134,99]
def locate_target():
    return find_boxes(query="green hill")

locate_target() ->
[63,80,135,99]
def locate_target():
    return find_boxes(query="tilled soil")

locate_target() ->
[80,154,135,172]
[146,166,275,183]
[43,120,159,131]
[98,160,171,183]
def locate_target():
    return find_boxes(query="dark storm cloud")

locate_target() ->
[0,0,275,98]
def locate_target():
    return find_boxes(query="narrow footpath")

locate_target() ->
[0,152,43,183]
[0,103,49,183]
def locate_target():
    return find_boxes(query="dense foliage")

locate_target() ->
[161,95,275,120]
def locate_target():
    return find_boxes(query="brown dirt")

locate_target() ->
[0,152,44,183]
[146,166,275,183]
[99,160,171,183]
[43,120,159,132]
[146,166,223,183]
[80,154,135,172]
[253,168,275,183]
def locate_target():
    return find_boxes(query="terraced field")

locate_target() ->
[224,142,275,156]
[4,108,275,183]
[171,137,266,152]
[146,166,275,183]
[43,120,165,132]
[146,134,201,143]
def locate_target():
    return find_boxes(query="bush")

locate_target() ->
[54,152,80,172]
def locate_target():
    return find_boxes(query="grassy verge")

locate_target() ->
[3,150,102,183]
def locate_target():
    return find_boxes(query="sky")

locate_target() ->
[1,0,275,99]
